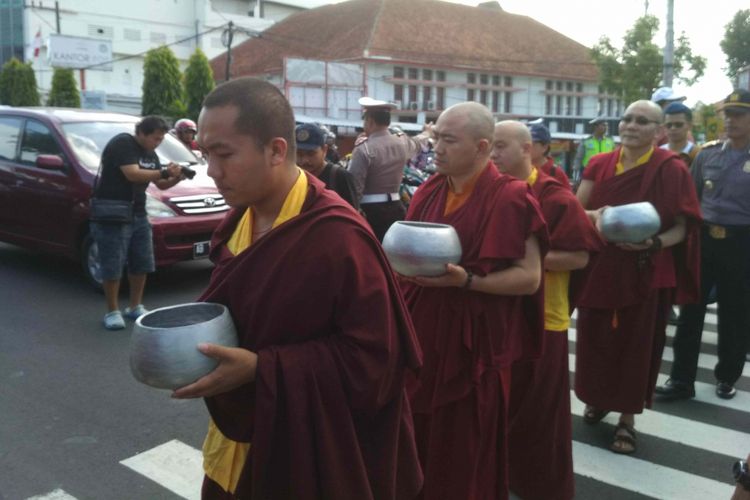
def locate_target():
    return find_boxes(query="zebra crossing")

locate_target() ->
[25,309,748,500]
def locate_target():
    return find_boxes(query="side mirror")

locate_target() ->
[36,154,65,169]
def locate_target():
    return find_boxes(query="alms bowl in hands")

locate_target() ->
[129,302,238,390]
[600,202,661,243]
[382,221,462,277]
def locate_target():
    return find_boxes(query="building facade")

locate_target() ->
[1,0,306,113]
[212,0,622,136]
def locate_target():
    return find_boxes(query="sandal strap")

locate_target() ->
[614,421,637,442]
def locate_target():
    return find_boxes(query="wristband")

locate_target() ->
[463,270,473,290]
[650,235,663,252]
[160,167,170,180]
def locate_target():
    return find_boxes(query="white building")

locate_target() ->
[14,0,308,113]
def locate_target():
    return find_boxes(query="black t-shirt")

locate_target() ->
[95,133,160,215]
[319,162,359,210]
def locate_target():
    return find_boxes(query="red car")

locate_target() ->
[0,107,228,288]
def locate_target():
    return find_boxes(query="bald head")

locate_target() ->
[441,102,495,142]
[619,99,664,151]
[495,120,532,145]
[490,120,533,178]
[625,100,663,122]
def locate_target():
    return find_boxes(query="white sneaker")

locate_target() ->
[124,304,148,320]
[103,311,125,330]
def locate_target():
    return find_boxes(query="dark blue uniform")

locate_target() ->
[669,139,750,394]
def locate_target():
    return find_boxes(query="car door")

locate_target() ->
[0,116,24,240]
[10,118,79,251]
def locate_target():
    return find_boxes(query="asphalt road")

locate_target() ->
[0,240,747,500]
[0,242,213,499]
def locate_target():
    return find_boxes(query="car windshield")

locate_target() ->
[61,121,200,171]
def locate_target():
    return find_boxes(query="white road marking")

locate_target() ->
[569,353,750,412]
[572,441,735,500]
[567,328,750,378]
[25,490,78,500]
[120,439,203,500]
[570,391,750,459]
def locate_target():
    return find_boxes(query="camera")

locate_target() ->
[179,165,196,180]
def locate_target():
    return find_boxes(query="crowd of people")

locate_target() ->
[91,76,750,499]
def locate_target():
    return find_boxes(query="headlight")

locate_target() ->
[146,194,177,217]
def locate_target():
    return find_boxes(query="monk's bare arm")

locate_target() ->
[545,250,589,271]
[410,235,542,295]
[618,215,687,251]
[171,344,258,399]
[575,179,606,228]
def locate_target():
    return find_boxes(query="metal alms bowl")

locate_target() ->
[382,221,462,277]
[129,302,238,390]
[600,201,661,243]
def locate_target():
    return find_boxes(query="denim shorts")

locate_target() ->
[90,215,155,280]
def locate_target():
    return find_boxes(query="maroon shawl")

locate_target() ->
[576,147,701,309]
[401,163,548,412]
[531,171,602,254]
[199,174,423,500]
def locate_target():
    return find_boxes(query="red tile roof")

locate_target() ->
[212,0,598,81]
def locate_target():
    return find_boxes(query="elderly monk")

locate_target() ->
[492,121,600,500]
[574,100,701,455]
[172,77,423,500]
[400,102,548,500]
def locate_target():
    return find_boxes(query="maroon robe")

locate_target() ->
[199,173,423,500]
[539,156,572,189]
[574,147,701,413]
[401,163,548,500]
[508,171,601,500]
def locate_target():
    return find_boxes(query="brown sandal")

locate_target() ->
[610,421,637,454]
[583,406,610,425]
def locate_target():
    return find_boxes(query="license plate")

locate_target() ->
[193,241,210,259]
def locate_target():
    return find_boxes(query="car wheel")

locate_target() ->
[81,234,104,292]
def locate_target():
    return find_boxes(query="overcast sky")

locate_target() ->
[315,0,747,106]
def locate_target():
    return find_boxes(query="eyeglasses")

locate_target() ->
[664,122,686,129]
[620,115,660,125]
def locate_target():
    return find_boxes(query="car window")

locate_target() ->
[20,120,65,165]
[0,117,22,161]
[61,122,201,172]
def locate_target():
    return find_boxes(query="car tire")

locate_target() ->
[81,234,104,293]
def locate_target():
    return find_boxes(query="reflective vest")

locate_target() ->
[581,136,615,168]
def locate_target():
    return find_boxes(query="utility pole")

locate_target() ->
[55,1,60,33]
[663,0,674,87]
[222,21,234,82]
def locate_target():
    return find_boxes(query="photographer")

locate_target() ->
[91,116,185,330]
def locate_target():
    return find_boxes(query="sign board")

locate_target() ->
[82,90,107,110]
[47,34,113,71]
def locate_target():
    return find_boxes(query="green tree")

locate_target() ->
[47,68,81,107]
[0,58,41,106]
[591,15,706,104]
[141,46,184,119]
[720,9,750,81]
[183,48,215,122]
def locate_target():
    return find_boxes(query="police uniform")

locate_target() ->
[667,90,750,397]
[572,117,615,184]
[348,97,428,241]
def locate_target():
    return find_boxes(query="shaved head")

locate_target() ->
[619,99,664,151]
[441,102,495,142]
[625,100,663,122]
[495,120,532,145]
[490,120,533,177]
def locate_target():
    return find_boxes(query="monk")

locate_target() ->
[491,121,601,499]
[400,102,548,500]
[172,77,423,500]
[574,100,701,454]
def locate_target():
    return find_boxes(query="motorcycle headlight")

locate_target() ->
[146,194,177,218]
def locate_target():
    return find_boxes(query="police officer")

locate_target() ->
[572,116,615,186]
[657,89,750,401]
[347,97,431,241]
